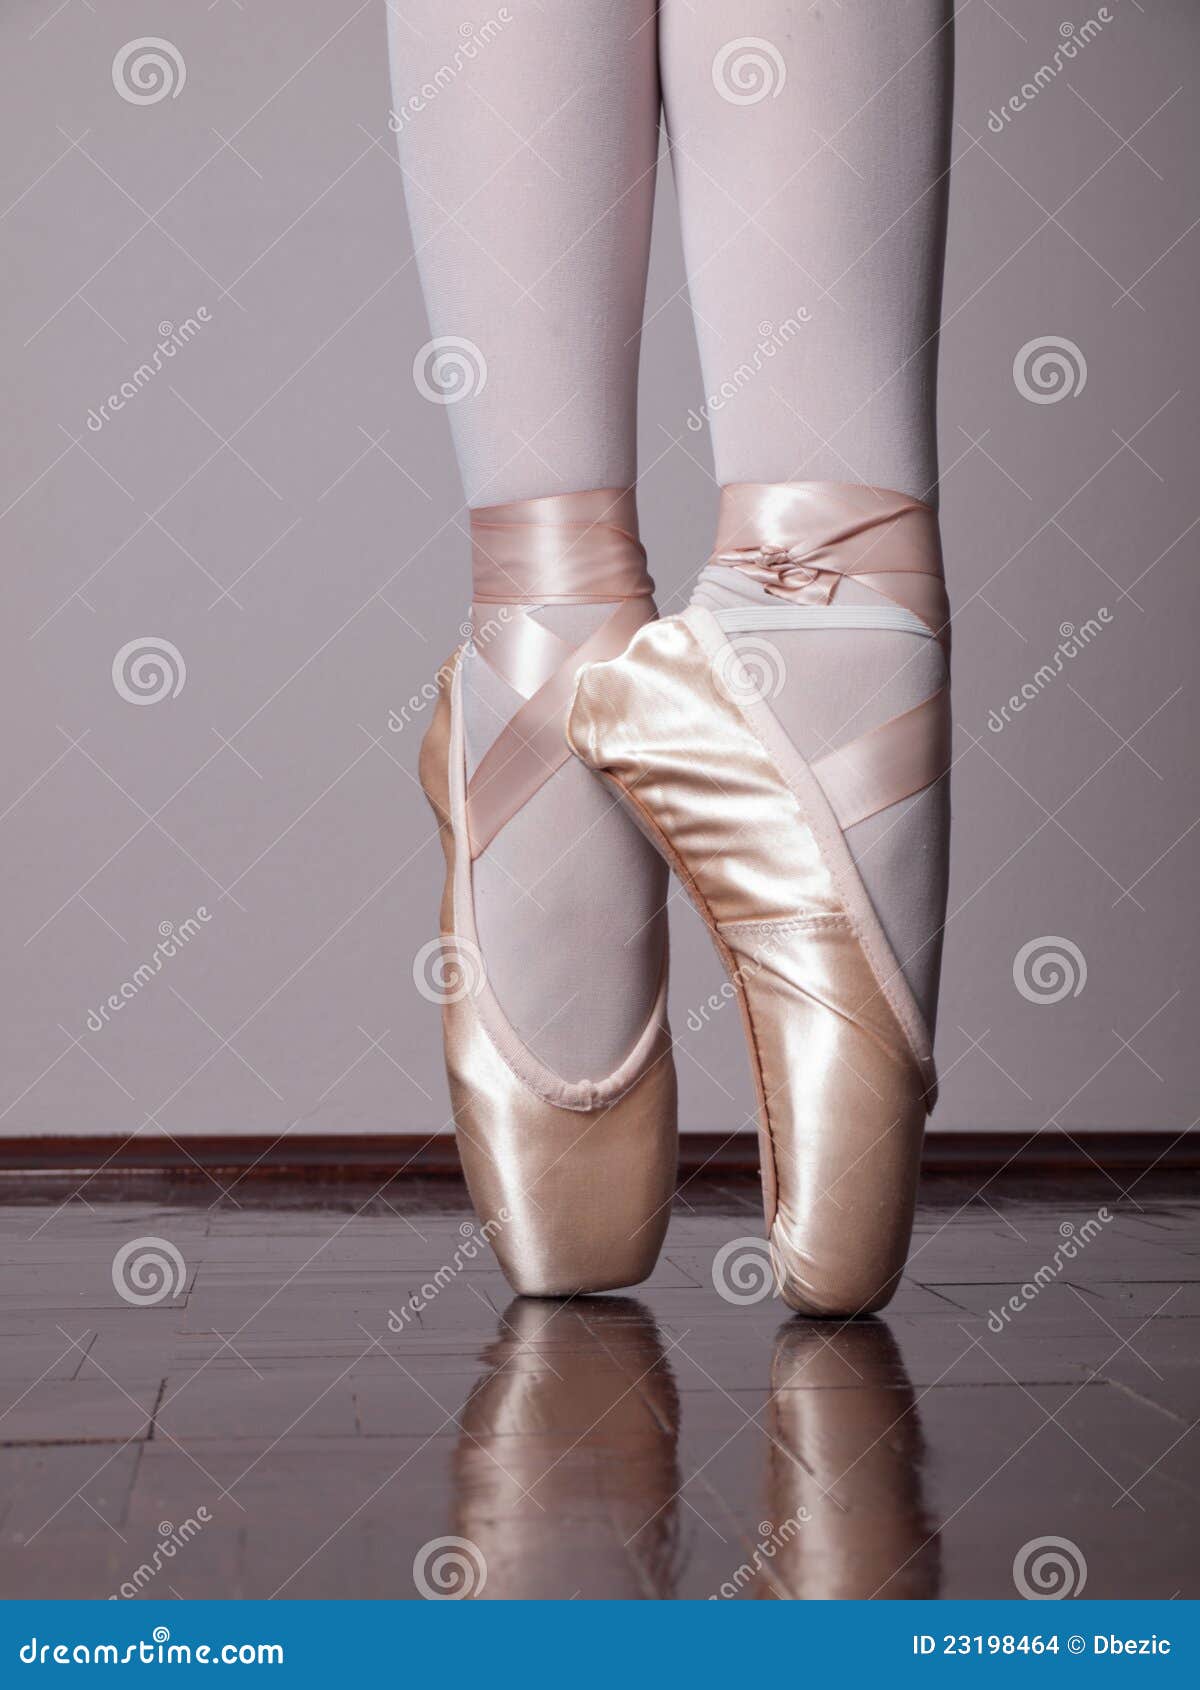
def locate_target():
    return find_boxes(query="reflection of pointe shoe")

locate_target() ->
[764,1320,940,1598]
[453,1298,681,1599]
[568,484,949,1316]
[419,491,677,1299]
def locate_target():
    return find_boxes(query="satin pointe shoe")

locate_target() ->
[568,484,950,1317]
[419,489,677,1299]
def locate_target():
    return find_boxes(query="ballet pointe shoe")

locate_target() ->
[418,491,677,1299]
[568,484,949,1318]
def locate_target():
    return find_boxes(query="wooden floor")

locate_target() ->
[1,1173,1197,1600]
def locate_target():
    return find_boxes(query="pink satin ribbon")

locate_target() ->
[471,488,654,605]
[712,482,952,830]
[466,489,655,859]
[712,482,950,650]
[812,688,952,832]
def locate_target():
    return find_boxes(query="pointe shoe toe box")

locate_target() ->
[568,617,694,767]
[770,1219,904,1319]
[447,1000,678,1298]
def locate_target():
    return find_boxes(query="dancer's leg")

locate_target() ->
[389,0,660,507]
[661,0,953,501]
[569,4,955,1313]
[661,1,954,1027]
[391,3,666,1081]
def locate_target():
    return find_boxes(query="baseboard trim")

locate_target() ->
[0,1130,1194,1182]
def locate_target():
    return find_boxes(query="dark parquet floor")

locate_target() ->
[1,1173,1196,1600]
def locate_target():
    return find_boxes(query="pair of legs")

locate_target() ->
[391,0,950,502]
[393,2,954,1309]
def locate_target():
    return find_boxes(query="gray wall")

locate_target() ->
[2,0,1196,1141]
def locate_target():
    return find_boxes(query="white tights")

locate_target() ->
[391,1,952,502]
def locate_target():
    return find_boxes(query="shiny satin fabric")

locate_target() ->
[465,489,658,856]
[812,683,951,832]
[452,1299,682,1598]
[466,596,653,857]
[471,487,654,604]
[419,649,677,1299]
[567,579,941,1316]
[713,481,949,648]
[715,482,951,832]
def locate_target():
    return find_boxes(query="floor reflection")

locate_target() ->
[451,1299,940,1599]
[750,1319,942,1598]
[452,1296,682,1598]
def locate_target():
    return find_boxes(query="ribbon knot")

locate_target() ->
[715,544,827,600]
[757,545,821,589]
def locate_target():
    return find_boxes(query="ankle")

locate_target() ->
[469,487,653,609]
[691,481,946,625]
